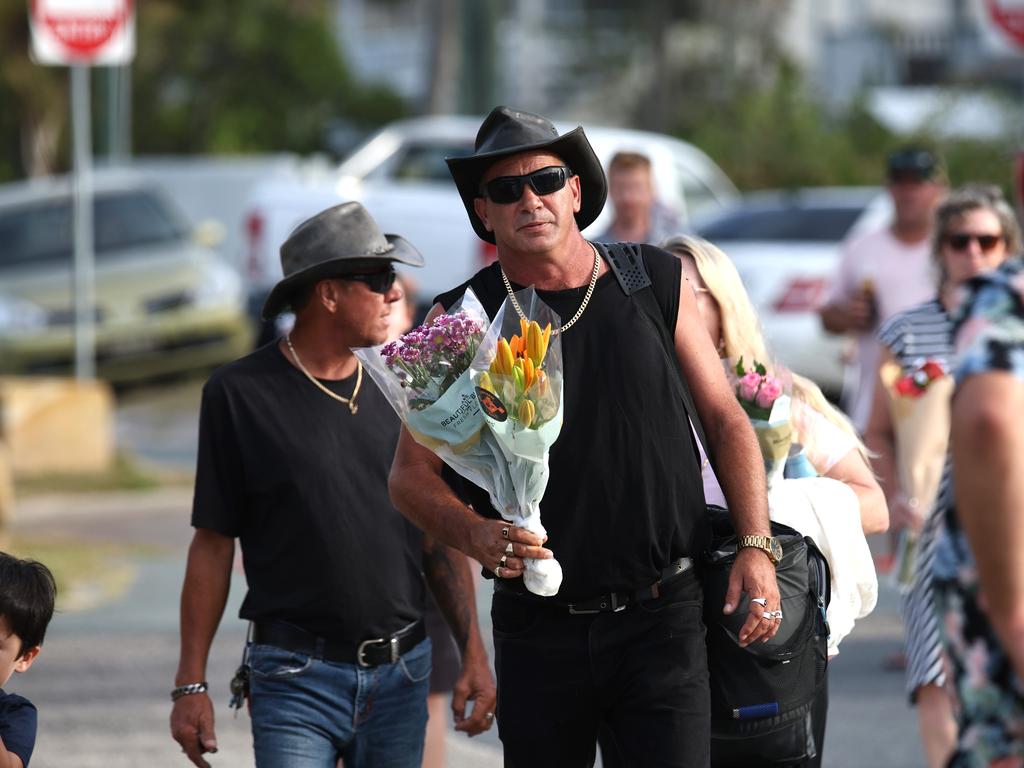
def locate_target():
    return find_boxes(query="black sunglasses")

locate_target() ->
[482,166,573,204]
[945,232,1003,253]
[338,269,397,294]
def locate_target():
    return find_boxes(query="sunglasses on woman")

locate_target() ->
[945,232,1003,253]
[339,269,397,294]
[481,166,573,204]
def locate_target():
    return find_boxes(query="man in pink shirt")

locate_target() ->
[818,148,947,432]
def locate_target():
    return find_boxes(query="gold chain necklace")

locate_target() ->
[285,335,362,415]
[499,242,602,335]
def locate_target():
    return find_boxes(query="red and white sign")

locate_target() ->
[983,0,1024,49]
[29,0,135,65]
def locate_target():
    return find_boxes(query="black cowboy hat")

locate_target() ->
[446,106,607,244]
[262,202,423,319]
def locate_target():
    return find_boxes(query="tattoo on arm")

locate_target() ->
[422,536,476,653]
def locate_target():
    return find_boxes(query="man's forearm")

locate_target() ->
[707,409,771,537]
[390,431,482,554]
[953,375,1024,673]
[422,537,482,655]
[176,529,234,685]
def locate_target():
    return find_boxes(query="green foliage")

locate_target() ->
[132,0,407,155]
[673,64,1019,196]
[0,0,407,181]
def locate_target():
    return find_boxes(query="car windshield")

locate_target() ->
[697,204,865,242]
[0,189,188,269]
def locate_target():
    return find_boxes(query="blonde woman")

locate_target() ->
[660,233,887,768]
[660,234,888,534]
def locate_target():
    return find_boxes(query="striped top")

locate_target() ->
[877,298,952,368]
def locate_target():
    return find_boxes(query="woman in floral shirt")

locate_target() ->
[933,256,1024,768]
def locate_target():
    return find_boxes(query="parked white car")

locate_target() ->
[693,187,893,397]
[242,114,739,321]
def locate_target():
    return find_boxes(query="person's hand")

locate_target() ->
[467,519,552,579]
[452,644,497,736]
[890,494,926,533]
[845,293,876,332]
[170,693,218,767]
[722,547,782,647]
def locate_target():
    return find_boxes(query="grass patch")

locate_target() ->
[14,452,178,496]
[2,534,155,613]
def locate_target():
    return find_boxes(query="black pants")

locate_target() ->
[492,570,710,768]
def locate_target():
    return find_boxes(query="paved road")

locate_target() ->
[2,380,929,766]
[7,488,927,768]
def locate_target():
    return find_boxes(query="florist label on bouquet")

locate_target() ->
[406,369,484,448]
[475,386,508,422]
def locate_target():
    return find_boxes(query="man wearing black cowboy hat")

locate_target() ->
[391,106,779,766]
[170,202,496,768]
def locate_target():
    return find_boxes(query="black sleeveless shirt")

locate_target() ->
[435,244,708,600]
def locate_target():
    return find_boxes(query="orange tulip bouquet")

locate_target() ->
[355,287,565,596]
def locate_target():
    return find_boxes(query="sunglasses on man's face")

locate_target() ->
[339,269,397,294]
[945,233,1003,253]
[481,166,573,204]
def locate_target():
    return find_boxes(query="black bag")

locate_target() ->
[702,507,831,767]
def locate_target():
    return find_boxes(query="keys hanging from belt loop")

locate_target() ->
[229,623,253,715]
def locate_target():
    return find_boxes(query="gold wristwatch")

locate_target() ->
[737,534,783,566]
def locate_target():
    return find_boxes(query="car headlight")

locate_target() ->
[0,294,49,337]
[190,259,243,308]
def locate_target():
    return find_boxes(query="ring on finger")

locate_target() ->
[501,526,510,540]
[505,542,514,556]
[499,554,508,567]
[750,597,767,607]
[764,609,783,620]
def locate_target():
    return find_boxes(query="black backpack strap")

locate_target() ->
[596,240,711,461]
[597,241,652,295]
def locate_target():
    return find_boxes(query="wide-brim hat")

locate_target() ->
[262,201,423,319]
[446,106,607,244]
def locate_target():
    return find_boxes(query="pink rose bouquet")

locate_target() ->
[731,357,793,488]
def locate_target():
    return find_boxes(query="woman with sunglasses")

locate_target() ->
[862,184,1021,768]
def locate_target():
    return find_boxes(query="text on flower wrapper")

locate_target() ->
[440,393,481,429]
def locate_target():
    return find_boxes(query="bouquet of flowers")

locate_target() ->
[355,287,565,596]
[730,357,793,488]
[879,357,954,589]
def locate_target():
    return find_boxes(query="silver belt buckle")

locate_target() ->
[356,637,384,668]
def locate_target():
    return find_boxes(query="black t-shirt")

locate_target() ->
[435,244,707,600]
[0,690,37,767]
[192,342,424,641]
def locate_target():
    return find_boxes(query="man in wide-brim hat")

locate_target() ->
[391,106,781,766]
[172,201,496,767]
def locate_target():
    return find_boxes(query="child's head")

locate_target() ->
[0,552,56,688]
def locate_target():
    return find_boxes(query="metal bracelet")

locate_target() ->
[170,681,209,702]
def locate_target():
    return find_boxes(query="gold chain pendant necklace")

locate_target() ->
[499,242,601,335]
[285,335,362,415]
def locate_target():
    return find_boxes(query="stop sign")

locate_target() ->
[984,0,1024,49]
[29,0,135,65]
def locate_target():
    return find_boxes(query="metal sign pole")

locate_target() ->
[71,64,96,380]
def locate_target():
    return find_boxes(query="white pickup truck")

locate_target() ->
[241,114,740,328]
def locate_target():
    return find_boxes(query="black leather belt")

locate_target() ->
[495,556,695,614]
[252,619,426,668]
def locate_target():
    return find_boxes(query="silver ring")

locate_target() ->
[501,526,510,540]
[750,597,767,607]
[505,542,514,556]
[485,712,494,721]
[499,554,508,567]
[764,610,783,620]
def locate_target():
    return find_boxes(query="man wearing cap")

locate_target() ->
[169,202,496,768]
[818,147,947,433]
[390,106,779,766]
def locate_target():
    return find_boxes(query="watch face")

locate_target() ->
[769,538,784,563]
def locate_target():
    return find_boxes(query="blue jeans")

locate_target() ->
[249,637,431,768]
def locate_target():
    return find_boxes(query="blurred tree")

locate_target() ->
[132,0,406,155]
[0,2,67,178]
